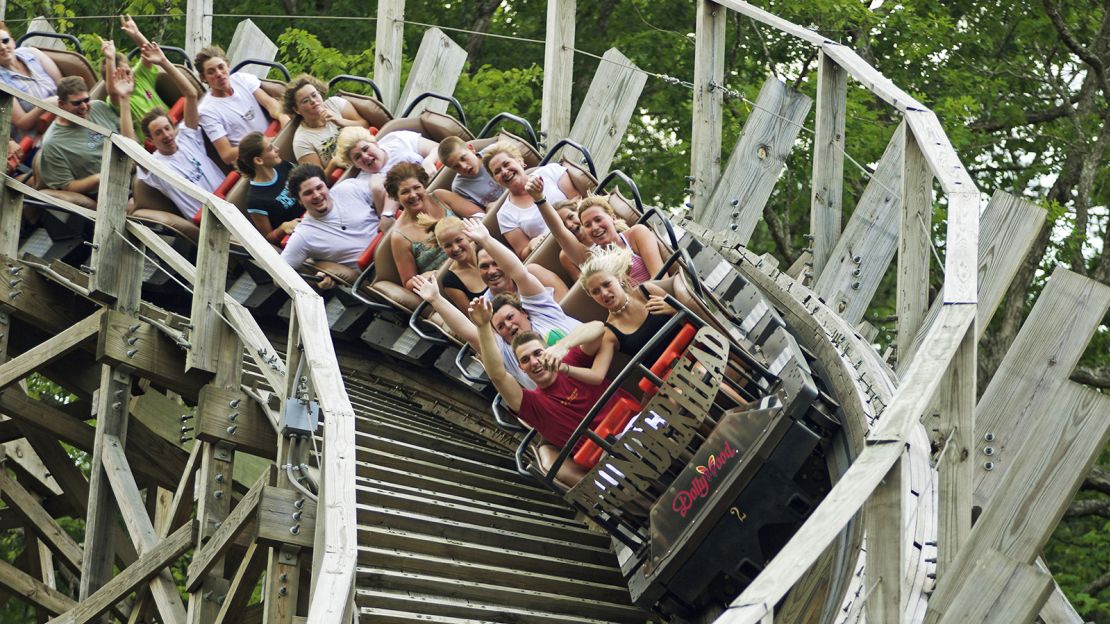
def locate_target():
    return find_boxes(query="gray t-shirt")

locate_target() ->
[451,148,502,206]
[40,101,119,190]
[494,287,580,389]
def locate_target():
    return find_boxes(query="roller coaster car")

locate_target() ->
[515,242,842,621]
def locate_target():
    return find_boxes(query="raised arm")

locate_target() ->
[556,331,616,386]
[142,41,199,128]
[30,48,63,84]
[119,15,152,65]
[412,274,479,350]
[471,297,523,411]
[528,175,588,265]
[546,320,606,361]
[460,218,545,297]
[111,65,136,141]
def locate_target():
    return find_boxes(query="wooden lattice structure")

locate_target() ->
[0,1,1101,623]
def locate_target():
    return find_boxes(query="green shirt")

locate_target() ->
[110,61,166,140]
[39,101,120,191]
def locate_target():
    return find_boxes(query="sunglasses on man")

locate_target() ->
[67,97,91,106]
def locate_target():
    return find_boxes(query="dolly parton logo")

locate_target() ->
[670,441,737,518]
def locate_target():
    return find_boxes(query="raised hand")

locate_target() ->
[140,41,168,67]
[524,174,545,201]
[468,296,493,325]
[644,295,676,316]
[460,217,491,244]
[100,37,116,62]
[410,274,440,302]
[111,66,135,101]
[120,15,141,40]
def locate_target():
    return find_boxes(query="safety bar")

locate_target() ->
[407,300,447,344]
[128,45,193,69]
[401,92,467,128]
[539,138,597,178]
[454,342,490,383]
[328,74,384,103]
[348,265,394,312]
[597,170,644,215]
[514,429,538,478]
[492,394,525,432]
[231,59,292,82]
[478,112,539,147]
[636,207,680,255]
[18,32,83,55]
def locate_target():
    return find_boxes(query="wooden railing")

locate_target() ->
[0,81,356,623]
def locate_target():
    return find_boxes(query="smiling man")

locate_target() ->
[39,76,122,197]
[130,42,224,221]
[194,45,288,165]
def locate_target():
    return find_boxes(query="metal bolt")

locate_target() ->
[851,282,860,290]
[180,415,191,422]
[292,511,302,521]
[229,399,241,408]
[126,336,139,345]
[112,402,121,410]
[228,412,238,421]
[215,473,224,483]
[852,268,861,277]
[983,432,995,442]
[280,573,288,582]
[278,587,288,596]
[730,199,740,207]
[126,349,138,358]
[7,267,21,275]
[8,290,21,299]
[852,255,862,264]
[982,446,994,456]
[7,279,21,287]
[984,461,994,470]
[213,490,223,499]
[128,324,140,333]
[181,426,193,433]
[290,525,300,535]
[294,498,305,509]
[226,425,238,435]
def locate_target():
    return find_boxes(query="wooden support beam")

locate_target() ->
[97,311,211,403]
[187,202,232,374]
[864,455,905,624]
[374,0,405,111]
[90,143,137,303]
[809,51,847,281]
[0,309,102,392]
[935,549,1053,624]
[157,443,201,538]
[0,91,19,257]
[566,48,648,177]
[264,546,302,624]
[226,20,277,79]
[0,557,75,616]
[196,385,276,459]
[941,190,979,304]
[540,0,576,145]
[257,485,315,548]
[100,436,187,624]
[895,128,933,362]
[813,123,905,324]
[697,76,812,238]
[0,469,83,574]
[973,268,1110,510]
[689,0,726,212]
[21,18,66,50]
[0,257,95,334]
[186,470,266,591]
[184,0,213,61]
[397,28,467,117]
[47,523,194,624]
[213,542,266,624]
[932,322,976,580]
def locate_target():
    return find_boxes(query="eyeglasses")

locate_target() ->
[66,97,91,106]
[297,91,322,107]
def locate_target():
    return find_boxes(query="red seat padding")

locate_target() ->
[167,97,186,125]
[264,119,280,137]
[280,233,291,248]
[36,112,54,134]
[369,126,378,136]
[637,323,698,398]
[357,230,385,271]
[214,171,240,199]
[329,166,347,184]
[572,395,641,470]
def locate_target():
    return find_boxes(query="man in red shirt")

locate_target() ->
[470,297,622,485]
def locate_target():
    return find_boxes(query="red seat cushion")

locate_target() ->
[214,171,240,199]
[264,119,280,137]
[357,230,385,271]
[572,395,641,470]
[329,166,347,184]
[36,112,54,134]
[167,97,186,125]
[637,323,698,398]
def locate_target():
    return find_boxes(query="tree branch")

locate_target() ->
[1042,0,1110,98]
[1065,498,1110,518]
[1084,465,1110,496]
[969,99,1084,132]
[1086,569,1110,596]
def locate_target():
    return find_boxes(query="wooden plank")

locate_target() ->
[184,0,213,61]
[715,304,973,624]
[712,1,827,45]
[90,143,134,302]
[158,443,201,538]
[929,380,1110,622]
[0,258,92,333]
[0,83,111,136]
[0,91,19,257]
[2,437,60,494]
[813,123,905,325]
[809,51,847,281]
[213,542,266,624]
[905,191,1045,364]
[47,523,194,624]
[942,190,979,304]
[973,268,1110,509]
[863,455,905,624]
[1039,566,1086,624]
[698,76,812,238]
[933,324,976,579]
[895,128,933,363]
[186,470,265,591]
[904,110,976,195]
[0,470,83,573]
[197,385,276,459]
[689,0,726,210]
[0,309,102,391]
[22,17,66,50]
[566,47,648,178]
[97,311,211,402]
[226,20,277,79]
[374,0,406,111]
[257,485,316,548]
[187,205,232,373]
[396,28,467,117]
[0,557,74,615]
[934,549,1053,624]
[541,0,576,145]
[100,436,187,624]
[265,546,302,624]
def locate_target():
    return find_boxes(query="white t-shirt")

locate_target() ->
[356,130,425,180]
[495,163,570,239]
[280,178,379,270]
[292,96,347,162]
[137,126,226,220]
[493,287,580,389]
[198,72,269,147]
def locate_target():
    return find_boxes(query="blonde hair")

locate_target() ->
[578,245,633,289]
[481,141,524,175]
[577,196,629,232]
[336,126,375,167]
[431,216,464,247]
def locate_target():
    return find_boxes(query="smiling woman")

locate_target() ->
[284,73,368,176]
[0,21,62,140]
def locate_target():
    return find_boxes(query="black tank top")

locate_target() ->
[443,269,487,301]
[604,285,672,363]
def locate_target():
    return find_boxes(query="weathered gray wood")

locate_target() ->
[213,542,265,624]
[264,546,302,624]
[0,309,102,391]
[226,20,277,80]
[187,204,232,373]
[942,190,979,304]
[905,190,1046,365]
[22,18,65,50]
[813,123,905,324]
[896,129,933,363]
[0,557,74,615]
[863,455,905,624]
[374,0,406,111]
[47,523,194,624]
[396,28,467,118]
[0,469,83,573]
[186,470,264,591]
[0,92,17,258]
[697,76,811,238]
[101,437,186,624]
[928,380,1110,623]
[973,267,1110,509]
[934,548,1053,624]
[690,1,726,211]
[904,110,976,195]
[1038,562,1086,624]
[184,0,213,61]
[809,51,847,280]
[566,47,648,178]
[540,0,576,145]
[90,143,136,301]
[933,323,976,579]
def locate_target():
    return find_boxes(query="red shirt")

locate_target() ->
[517,347,631,450]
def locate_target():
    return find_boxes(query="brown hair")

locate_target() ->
[283,73,327,116]
[139,106,171,138]
[384,162,430,199]
[235,131,267,177]
[491,292,523,316]
[56,76,89,102]
[511,330,545,355]
[193,46,228,77]
[437,136,467,165]
[577,196,629,232]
